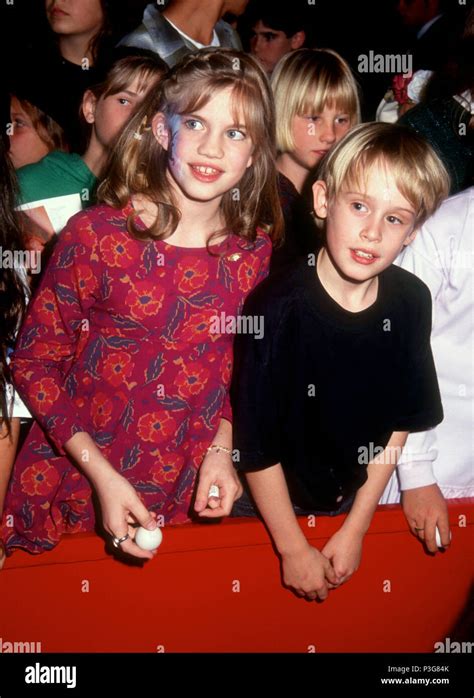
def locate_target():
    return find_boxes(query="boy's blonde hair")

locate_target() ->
[316,122,451,229]
[271,48,361,153]
[99,48,283,246]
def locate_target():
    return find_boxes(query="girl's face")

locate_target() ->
[154,86,254,206]
[9,96,51,169]
[290,105,351,171]
[45,0,104,36]
[83,77,151,149]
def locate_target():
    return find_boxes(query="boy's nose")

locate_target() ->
[320,122,336,144]
[361,219,383,241]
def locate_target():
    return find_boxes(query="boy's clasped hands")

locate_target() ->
[280,525,364,601]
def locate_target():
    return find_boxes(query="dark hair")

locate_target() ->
[251,7,306,38]
[0,139,28,435]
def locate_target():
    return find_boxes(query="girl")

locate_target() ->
[35,0,118,150]
[9,94,68,170]
[0,48,282,567]
[0,107,29,518]
[270,48,360,271]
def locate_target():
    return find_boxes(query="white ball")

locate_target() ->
[435,526,452,548]
[135,526,163,551]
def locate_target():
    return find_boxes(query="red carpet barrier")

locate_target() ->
[1,500,473,652]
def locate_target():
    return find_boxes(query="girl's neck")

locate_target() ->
[133,184,227,248]
[58,33,96,66]
[317,247,379,313]
[81,134,107,177]
[277,152,309,194]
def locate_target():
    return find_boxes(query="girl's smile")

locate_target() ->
[154,87,253,206]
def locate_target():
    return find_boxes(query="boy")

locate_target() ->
[230,123,450,601]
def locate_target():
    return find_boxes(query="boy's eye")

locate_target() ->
[351,202,367,212]
[387,215,403,225]
[184,119,204,131]
[227,129,246,141]
[13,118,27,128]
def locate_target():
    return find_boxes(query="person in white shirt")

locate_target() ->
[118,0,248,67]
[381,187,474,550]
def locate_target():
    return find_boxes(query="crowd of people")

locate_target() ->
[0,0,472,603]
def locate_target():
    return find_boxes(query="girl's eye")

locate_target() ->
[336,116,350,125]
[14,118,27,128]
[227,129,246,141]
[306,115,320,122]
[184,119,204,131]
[118,98,131,106]
[351,202,367,212]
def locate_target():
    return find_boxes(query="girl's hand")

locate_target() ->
[94,469,158,560]
[402,484,450,553]
[195,449,243,518]
[280,543,339,601]
[320,527,364,587]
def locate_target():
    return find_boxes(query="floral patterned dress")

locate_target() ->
[1,202,271,556]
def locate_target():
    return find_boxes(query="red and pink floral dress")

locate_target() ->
[1,202,271,556]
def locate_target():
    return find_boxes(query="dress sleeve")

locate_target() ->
[221,232,272,425]
[392,282,443,432]
[11,211,101,454]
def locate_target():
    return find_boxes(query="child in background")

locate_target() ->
[271,48,360,270]
[0,48,282,568]
[8,94,68,170]
[16,54,167,258]
[231,123,450,600]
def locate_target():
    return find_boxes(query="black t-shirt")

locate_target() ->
[230,256,443,512]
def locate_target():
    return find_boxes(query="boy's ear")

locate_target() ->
[402,227,419,246]
[290,31,306,50]
[312,180,329,219]
[82,90,97,124]
[151,112,169,150]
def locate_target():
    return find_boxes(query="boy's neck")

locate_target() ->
[277,153,309,194]
[163,0,222,46]
[317,248,379,313]
[59,33,96,66]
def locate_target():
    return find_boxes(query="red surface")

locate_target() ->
[1,500,473,653]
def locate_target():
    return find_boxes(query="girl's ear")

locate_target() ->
[82,90,97,124]
[151,112,169,150]
[312,180,329,219]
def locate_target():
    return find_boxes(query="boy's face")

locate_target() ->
[313,164,418,281]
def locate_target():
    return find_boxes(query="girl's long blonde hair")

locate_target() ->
[98,48,284,247]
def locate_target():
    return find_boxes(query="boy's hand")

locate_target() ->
[320,527,363,587]
[280,543,339,601]
[401,484,450,553]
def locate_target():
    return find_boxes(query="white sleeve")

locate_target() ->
[397,428,438,490]
[394,221,444,490]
